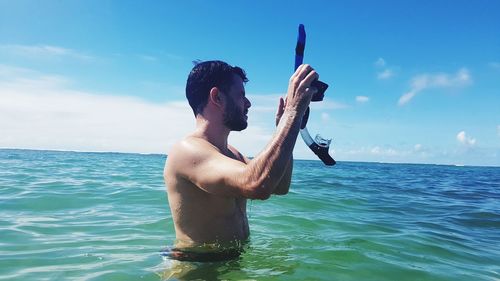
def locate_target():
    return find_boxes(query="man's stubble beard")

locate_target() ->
[223,97,247,131]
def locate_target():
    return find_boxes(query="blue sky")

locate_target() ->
[1,0,499,166]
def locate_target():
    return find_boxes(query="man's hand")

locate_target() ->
[273,97,293,196]
[275,97,286,127]
[285,64,319,115]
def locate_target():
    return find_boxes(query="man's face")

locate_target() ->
[222,74,251,131]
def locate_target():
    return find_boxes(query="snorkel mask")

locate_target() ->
[295,24,336,166]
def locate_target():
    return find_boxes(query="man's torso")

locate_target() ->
[164,137,250,249]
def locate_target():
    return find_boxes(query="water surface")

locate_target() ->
[0,149,499,280]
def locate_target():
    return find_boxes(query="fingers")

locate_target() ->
[275,97,285,126]
[297,70,319,98]
[304,86,318,97]
[276,97,284,115]
[291,64,312,82]
[296,64,313,81]
[291,64,318,87]
[302,70,319,88]
[287,64,320,111]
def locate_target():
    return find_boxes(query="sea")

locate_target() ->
[0,148,499,281]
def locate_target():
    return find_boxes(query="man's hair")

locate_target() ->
[186,60,248,116]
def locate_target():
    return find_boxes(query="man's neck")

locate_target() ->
[193,116,230,152]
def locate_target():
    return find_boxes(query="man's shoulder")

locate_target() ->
[168,136,217,165]
[166,136,226,182]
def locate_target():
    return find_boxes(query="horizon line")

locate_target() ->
[1,147,498,168]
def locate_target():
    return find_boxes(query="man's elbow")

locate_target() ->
[246,185,272,200]
[245,181,290,199]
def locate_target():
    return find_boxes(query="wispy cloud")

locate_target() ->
[374,57,396,80]
[355,96,370,103]
[0,64,71,87]
[163,52,183,61]
[377,69,394,80]
[375,58,386,67]
[0,44,94,61]
[343,146,407,158]
[0,76,193,154]
[248,95,348,112]
[0,65,276,156]
[310,98,349,110]
[246,94,283,112]
[138,54,158,62]
[398,68,472,106]
[412,144,433,156]
[488,62,500,69]
[371,146,397,156]
[321,112,331,122]
[456,131,476,147]
[337,143,477,165]
[414,144,422,151]
[137,52,183,62]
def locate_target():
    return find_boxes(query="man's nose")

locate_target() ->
[245,97,251,108]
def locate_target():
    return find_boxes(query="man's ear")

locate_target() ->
[209,87,224,108]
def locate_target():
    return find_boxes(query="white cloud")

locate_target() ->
[374,57,395,80]
[321,112,330,122]
[0,65,275,156]
[310,98,349,110]
[355,96,370,103]
[336,141,498,166]
[398,92,416,106]
[343,146,406,157]
[0,44,94,61]
[369,146,398,156]
[456,131,476,147]
[0,80,192,154]
[398,68,472,106]
[246,94,284,113]
[138,54,158,62]
[377,69,394,80]
[163,52,183,61]
[488,62,500,69]
[230,126,273,156]
[370,146,381,155]
[247,95,348,112]
[375,58,386,67]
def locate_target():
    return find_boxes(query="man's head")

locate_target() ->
[186,60,250,131]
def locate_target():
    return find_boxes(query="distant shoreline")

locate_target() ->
[2,147,499,168]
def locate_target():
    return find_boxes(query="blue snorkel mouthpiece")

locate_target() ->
[294,24,336,166]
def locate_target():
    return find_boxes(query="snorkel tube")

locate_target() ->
[295,24,336,166]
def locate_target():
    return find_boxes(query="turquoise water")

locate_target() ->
[0,149,499,280]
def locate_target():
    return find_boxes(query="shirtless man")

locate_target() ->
[163,60,318,261]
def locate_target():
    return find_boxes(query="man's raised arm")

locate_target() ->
[170,64,318,200]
